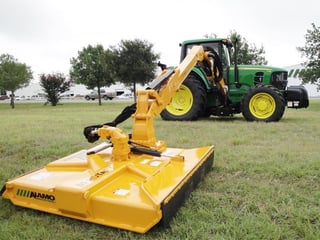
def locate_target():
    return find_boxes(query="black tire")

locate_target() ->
[85,96,90,101]
[160,74,206,121]
[103,95,108,100]
[241,84,285,122]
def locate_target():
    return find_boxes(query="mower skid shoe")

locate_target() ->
[1,144,214,234]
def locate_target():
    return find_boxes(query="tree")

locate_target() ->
[40,73,71,106]
[0,54,33,108]
[228,31,268,65]
[112,39,160,100]
[297,23,320,89]
[70,44,115,105]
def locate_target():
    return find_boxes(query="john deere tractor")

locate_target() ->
[160,38,309,122]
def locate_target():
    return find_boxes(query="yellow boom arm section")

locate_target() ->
[94,45,225,161]
[130,46,218,149]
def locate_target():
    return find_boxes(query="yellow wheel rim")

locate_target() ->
[166,85,193,116]
[249,92,276,119]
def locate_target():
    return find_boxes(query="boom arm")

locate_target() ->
[130,45,217,149]
[88,46,223,160]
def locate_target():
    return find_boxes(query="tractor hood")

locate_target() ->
[229,64,288,89]
[230,64,287,73]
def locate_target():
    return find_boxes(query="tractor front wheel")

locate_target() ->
[160,74,206,121]
[241,84,285,122]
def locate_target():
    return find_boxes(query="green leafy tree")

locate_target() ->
[297,23,320,89]
[70,44,115,105]
[0,54,33,108]
[112,39,160,99]
[228,31,268,65]
[40,73,71,106]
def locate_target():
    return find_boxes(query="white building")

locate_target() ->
[284,64,319,97]
[14,82,128,99]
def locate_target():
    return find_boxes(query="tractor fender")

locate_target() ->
[190,68,211,90]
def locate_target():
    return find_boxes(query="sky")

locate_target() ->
[0,0,319,83]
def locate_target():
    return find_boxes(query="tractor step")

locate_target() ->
[1,143,214,233]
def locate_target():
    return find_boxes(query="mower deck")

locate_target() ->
[1,143,214,233]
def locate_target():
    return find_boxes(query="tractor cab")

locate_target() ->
[180,38,232,63]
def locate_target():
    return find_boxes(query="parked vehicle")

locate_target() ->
[0,95,9,100]
[85,89,124,101]
[117,92,134,99]
[15,96,26,101]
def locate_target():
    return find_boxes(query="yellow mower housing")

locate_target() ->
[2,143,213,233]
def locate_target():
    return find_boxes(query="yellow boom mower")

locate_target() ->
[1,46,224,233]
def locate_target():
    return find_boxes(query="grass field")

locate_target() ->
[0,99,319,240]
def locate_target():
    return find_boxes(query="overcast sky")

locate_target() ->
[0,0,319,82]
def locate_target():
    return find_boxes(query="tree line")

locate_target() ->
[0,27,319,108]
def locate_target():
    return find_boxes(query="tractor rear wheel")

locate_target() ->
[161,74,206,121]
[241,84,285,122]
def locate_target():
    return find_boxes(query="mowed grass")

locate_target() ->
[0,99,319,240]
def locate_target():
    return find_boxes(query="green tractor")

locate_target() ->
[160,38,309,122]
